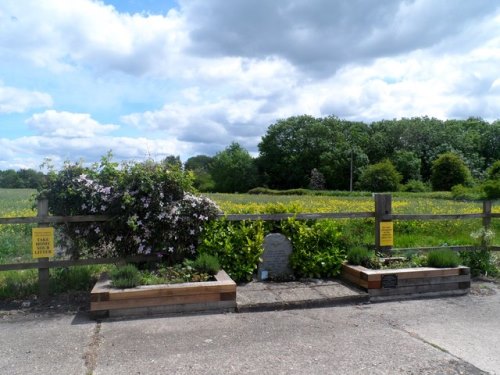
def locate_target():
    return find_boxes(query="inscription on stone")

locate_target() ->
[381,274,398,288]
[258,233,293,281]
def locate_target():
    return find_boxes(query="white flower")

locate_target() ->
[168,247,174,253]
[189,229,195,235]
[81,203,87,209]
[116,236,122,241]
[94,227,100,234]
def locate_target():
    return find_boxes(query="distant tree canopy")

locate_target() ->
[0,169,45,189]
[209,142,257,193]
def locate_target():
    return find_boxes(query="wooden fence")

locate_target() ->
[0,194,499,301]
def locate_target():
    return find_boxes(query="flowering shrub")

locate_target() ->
[40,156,220,262]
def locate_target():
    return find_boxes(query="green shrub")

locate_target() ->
[430,152,472,191]
[347,247,373,266]
[191,253,220,276]
[199,219,265,282]
[41,154,220,262]
[426,249,460,268]
[357,160,402,192]
[460,249,498,277]
[281,219,346,278]
[110,264,141,288]
[482,180,500,200]
[487,160,500,180]
[451,184,481,200]
[402,180,430,193]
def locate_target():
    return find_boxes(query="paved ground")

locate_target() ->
[1,281,499,375]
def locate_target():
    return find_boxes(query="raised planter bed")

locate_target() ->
[342,264,470,302]
[90,270,236,318]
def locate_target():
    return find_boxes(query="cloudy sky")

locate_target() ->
[1,0,499,169]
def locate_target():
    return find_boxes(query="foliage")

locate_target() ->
[210,142,258,193]
[391,151,422,183]
[184,155,215,192]
[0,169,45,189]
[357,160,402,192]
[309,168,326,190]
[426,249,460,268]
[198,219,265,282]
[40,155,220,261]
[460,249,497,277]
[451,184,482,201]
[460,228,498,276]
[346,247,375,267]
[430,152,472,191]
[110,264,141,288]
[281,219,347,278]
[190,253,220,276]
[482,180,500,200]
[401,179,430,193]
[486,160,500,180]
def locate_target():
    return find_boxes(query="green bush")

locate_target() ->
[402,180,430,193]
[430,152,472,191]
[199,219,265,282]
[482,180,500,200]
[41,154,220,261]
[451,184,481,200]
[487,160,500,180]
[281,219,346,278]
[460,249,497,277]
[426,249,460,268]
[357,160,402,192]
[191,253,220,276]
[347,247,373,266]
[110,264,141,288]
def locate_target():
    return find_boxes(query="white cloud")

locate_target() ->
[26,110,119,137]
[0,135,192,170]
[0,0,187,76]
[0,83,52,113]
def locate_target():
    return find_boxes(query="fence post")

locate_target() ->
[374,193,393,255]
[483,201,492,229]
[36,198,50,303]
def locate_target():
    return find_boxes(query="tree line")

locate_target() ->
[185,115,500,194]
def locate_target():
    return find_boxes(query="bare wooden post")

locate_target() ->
[375,193,393,255]
[483,201,492,229]
[36,198,50,303]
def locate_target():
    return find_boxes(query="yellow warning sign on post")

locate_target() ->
[380,221,393,246]
[32,227,55,258]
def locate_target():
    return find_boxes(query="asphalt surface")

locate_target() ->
[1,281,499,375]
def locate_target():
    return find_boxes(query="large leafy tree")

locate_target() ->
[210,142,257,193]
[257,115,337,189]
[357,160,402,192]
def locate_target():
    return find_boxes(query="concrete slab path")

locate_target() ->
[0,281,499,374]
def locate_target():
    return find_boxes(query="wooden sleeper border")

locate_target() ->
[90,270,236,318]
[342,264,470,302]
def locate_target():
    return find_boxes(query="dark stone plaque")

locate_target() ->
[381,274,398,288]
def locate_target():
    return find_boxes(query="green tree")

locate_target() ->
[357,160,402,192]
[430,152,472,191]
[257,115,338,189]
[185,155,215,192]
[210,143,257,193]
[391,151,421,183]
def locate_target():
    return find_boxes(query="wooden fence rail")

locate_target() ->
[0,194,498,301]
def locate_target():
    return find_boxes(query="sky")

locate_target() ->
[1,0,499,170]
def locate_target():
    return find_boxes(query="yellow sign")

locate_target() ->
[32,227,55,258]
[380,221,393,246]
